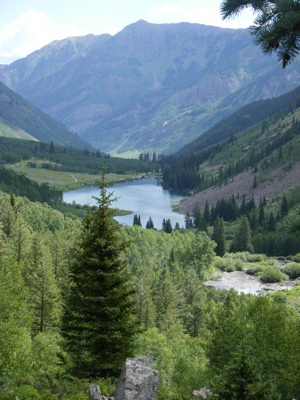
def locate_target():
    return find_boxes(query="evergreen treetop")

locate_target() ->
[61,170,138,378]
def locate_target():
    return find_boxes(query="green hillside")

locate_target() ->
[0,80,93,150]
[0,119,38,141]
[177,84,300,157]
[162,85,300,199]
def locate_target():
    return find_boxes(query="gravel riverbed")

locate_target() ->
[203,270,294,293]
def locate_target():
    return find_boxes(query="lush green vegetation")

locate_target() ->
[1,81,300,399]
[61,173,139,378]
[0,167,62,205]
[1,187,300,400]
[176,84,300,157]
[161,108,300,192]
[158,89,300,259]
[0,136,158,176]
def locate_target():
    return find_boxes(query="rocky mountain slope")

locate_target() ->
[1,20,300,155]
[177,162,300,215]
[174,102,300,215]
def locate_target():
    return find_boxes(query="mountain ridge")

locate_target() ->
[1,20,300,155]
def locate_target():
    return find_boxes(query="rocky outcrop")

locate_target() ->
[114,357,159,400]
[89,357,159,400]
[89,385,102,400]
[89,384,114,400]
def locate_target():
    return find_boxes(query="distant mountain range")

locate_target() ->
[0,80,93,150]
[1,20,300,155]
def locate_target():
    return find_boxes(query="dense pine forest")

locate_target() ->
[1,81,300,400]
[156,91,300,259]
[3,3,300,397]
[0,137,157,175]
[1,169,300,399]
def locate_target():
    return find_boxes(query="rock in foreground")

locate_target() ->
[115,357,159,400]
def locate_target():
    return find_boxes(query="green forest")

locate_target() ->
[1,168,300,400]
[1,87,300,400]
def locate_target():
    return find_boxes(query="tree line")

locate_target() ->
[0,136,158,175]
[1,182,300,399]
[0,167,62,204]
[161,117,300,192]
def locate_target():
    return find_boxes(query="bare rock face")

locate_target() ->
[89,385,114,400]
[114,357,159,400]
[89,385,102,400]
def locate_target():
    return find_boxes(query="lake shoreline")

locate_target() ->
[63,177,188,229]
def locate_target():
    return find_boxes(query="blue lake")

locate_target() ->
[63,178,188,229]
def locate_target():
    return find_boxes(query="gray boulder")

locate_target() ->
[89,384,114,400]
[114,357,159,400]
[89,385,102,400]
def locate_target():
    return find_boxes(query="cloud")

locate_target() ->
[0,10,85,64]
[150,4,184,19]
[184,6,253,28]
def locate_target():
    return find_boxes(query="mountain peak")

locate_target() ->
[1,22,299,155]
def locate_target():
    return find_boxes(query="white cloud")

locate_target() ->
[150,4,184,19]
[0,10,86,63]
[184,6,253,28]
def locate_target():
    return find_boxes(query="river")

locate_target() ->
[63,177,188,229]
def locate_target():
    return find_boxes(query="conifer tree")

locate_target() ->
[146,216,154,229]
[232,216,254,253]
[26,234,61,334]
[136,264,156,330]
[267,212,276,232]
[185,212,193,229]
[281,204,300,236]
[280,193,289,218]
[204,200,210,223]
[221,0,300,68]
[155,265,180,331]
[253,174,257,189]
[193,204,202,229]
[165,219,173,233]
[258,198,265,226]
[212,216,226,257]
[198,214,208,233]
[61,170,138,378]
[133,214,142,226]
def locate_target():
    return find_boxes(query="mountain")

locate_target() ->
[0,80,94,150]
[2,20,300,155]
[177,84,300,156]
[160,87,300,215]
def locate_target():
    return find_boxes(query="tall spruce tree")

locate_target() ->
[232,216,254,253]
[280,193,289,218]
[61,171,138,378]
[212,216,226,257]
[146,216,154,229]
[204,200,210,223]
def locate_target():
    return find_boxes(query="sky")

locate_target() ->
[0,0,255,65]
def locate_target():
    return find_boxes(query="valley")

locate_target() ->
[2,21,300,155]
[5,161,146,192]
[1,16,300,400]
